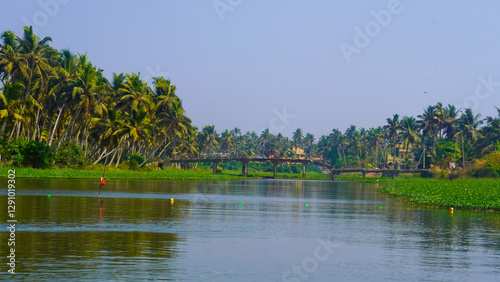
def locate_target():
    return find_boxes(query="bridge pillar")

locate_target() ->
[392,172,397,179]
[302,163,306,178]
[362,171,366,179]
[330,171,336,181]
[273,161,278,179]
[213,162,218,174]
[242,161,248,177]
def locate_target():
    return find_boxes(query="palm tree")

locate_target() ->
[442,104,459,138]
[317,135,330,161]
[329,129,347,167]
[384,114,401,165]
[117,73,153,116]
[292,128,303,150]
[258,128,273,157]
[417,106,442,167]
[303,133,315,159]
[15,26,58,100]
[220,130,234,155]
[89,107,124,165]
[0,80,26,136]
[113,105,152,162]
[399,116,420,159]
[55,56,106,151]
[231,127,241,137]
[198,125,219,156]
[457,108,483,167]
[0,31,28,83]
[479,107,500,153]
[365,127,384,166]
[345,126,366,166]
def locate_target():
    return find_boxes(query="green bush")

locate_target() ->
[277,165,292,173]
[472,151,500,177]
[399,173,419,178]
[6,138,25,166]
[6,139,54,168]
[23,141,54,168]
[55,142,86,168]
[128,159,140,170]
[129,153,144,165]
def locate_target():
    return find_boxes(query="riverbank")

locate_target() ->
[380,178,500,211]
[0,167,242,180]
[0,167,334,180]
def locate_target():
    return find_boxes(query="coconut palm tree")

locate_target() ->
[478,107,500,154]
[117,73,153,116]
[292,128,303,150]
[15,26,58,100]
[198,125,219,156]
[303,133,315,159]
[258,128,273,157]
[399,116,420,158]
[457,108,483,167]
[384,114,401,165]
[0,80,26,136]
[365,127,384,166]
[232,127,241,137]
[0,31,28,83]
[220,130,234,155]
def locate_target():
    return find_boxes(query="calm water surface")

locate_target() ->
[1,178,499,281]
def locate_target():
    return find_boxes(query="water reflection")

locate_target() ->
[15,231,181,280]
[0,178,498,281]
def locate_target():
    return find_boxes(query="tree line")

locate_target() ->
[1,27,499,171]
[0,26,199,168]
[197,103,499,170]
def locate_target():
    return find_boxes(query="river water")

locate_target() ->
[1,178,499,281]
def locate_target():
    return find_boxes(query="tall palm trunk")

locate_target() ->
[48,104,66,146]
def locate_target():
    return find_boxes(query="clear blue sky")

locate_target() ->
[2,0,500,138]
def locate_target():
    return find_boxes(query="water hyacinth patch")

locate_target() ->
[381,178,500,210]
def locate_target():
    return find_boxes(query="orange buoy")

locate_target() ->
[450,207,454,213]
[100,177,105,186]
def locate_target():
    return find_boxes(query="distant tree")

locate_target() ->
[384,114,401,164]
[292,128,303,150]
[399,116,420,158]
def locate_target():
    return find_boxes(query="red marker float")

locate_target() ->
[98,169,106,198]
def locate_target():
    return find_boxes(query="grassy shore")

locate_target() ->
[381,178,500,210]
[0,166,333,180]
[0,167,244,180]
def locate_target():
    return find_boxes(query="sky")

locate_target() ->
[2,0,500,138]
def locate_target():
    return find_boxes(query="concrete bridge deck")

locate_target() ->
[161,157,430,180]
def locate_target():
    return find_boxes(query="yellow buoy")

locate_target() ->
[170,198,174,204]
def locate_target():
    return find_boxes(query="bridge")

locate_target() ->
[160,157,431,180]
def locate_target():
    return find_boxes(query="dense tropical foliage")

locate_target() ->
[1,27,499,176]
[0,27,195,168]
